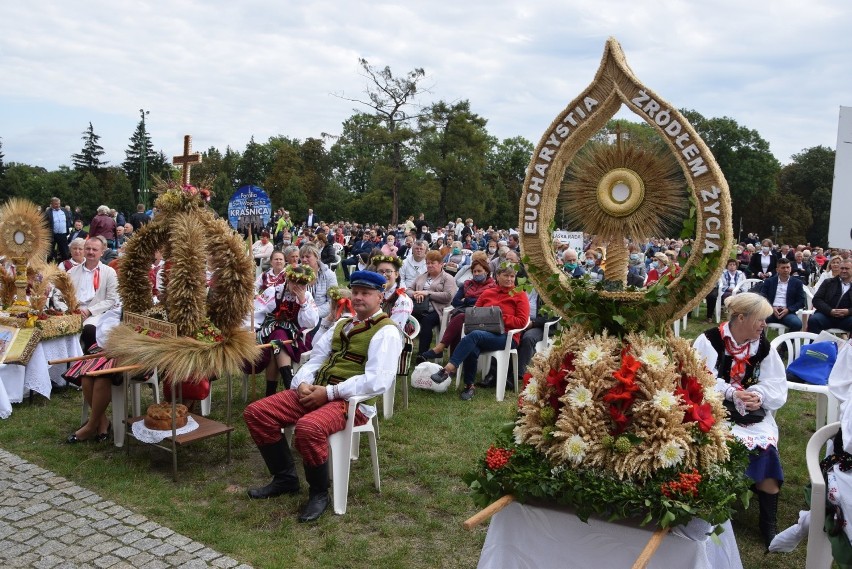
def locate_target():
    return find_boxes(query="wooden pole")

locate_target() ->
[48,352,102,365]
[86,364,143,377]
[630,527,670,569]
[462,495,515,530]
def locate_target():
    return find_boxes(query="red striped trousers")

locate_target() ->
[243,389,367,467]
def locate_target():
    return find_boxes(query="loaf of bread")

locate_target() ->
[143,403,189,430]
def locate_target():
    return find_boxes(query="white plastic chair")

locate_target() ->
[770,332,840,431]
[672,313,689,338]
[805,421,839,569]
[387,316,420,416]
[732,278,762,296]
[534,318,561,354]
[436,306,453,351]
[81,373,128,448]
[282,391,383,516]
[455,320,530,402]
[130,370,160,417]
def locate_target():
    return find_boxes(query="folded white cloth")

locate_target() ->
[769,510,811,553]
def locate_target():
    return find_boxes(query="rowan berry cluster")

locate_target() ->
[660,469,702,498]
[485,446,514,470]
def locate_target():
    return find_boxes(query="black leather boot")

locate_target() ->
[279,365,294,390]
[298,462,330,522]
[756,490,779,550]
[265,380,278,397]
[247,439,300,499]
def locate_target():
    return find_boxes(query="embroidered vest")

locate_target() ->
[315,313,395,387]
[703,327,770,389]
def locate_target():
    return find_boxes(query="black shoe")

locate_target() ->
[757,490,779,550]
[420,349,440,361]
[247,439,301,499]
[430,369,450,383]
[298,491,329,522]
[460,385,475,401]
[299,462,330,522]
[477,370,498,388]
[65,433,90,444]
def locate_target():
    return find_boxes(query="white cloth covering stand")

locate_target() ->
[477,502,742,569]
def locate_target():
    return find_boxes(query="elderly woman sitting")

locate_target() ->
[430,263,529,401]
[408,250,457,356]
[692,292,787,549]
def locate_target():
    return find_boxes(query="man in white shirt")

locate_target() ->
[68,236,119,350]
[400,240,427,288]
[243,271,402,522]
[760,257,805,332]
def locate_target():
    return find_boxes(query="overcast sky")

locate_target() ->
[1,0,850,172]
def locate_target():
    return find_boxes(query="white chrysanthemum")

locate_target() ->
[657,442,685,468]
[640,346,668,369]
[567,386,593,408]
[652,390,678,411]
[522,380,539,403]
[565,435,588,464]
[579,344,604,366]
[703,386,721,402]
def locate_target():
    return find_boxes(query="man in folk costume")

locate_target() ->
[243,271,403,522]
[67,236,119,351]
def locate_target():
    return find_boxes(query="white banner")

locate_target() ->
[553,231,584,252]
[829,106,852,249]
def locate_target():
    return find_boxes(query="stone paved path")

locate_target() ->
[0,449,251,569]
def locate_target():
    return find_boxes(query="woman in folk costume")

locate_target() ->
[254,265,319,397]
[255,249,287,293]
[371,255,414,375]
[692,292,788,550]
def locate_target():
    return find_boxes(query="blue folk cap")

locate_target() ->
[349,270,387,291]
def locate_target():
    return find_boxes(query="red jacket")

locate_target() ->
[475,286,530,344]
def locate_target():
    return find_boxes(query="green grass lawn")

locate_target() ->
[0,305,825,568]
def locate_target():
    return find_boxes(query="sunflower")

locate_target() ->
[559,138,688,283]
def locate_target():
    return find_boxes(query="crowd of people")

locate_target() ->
[32,199,852,539]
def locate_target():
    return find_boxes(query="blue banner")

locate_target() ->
[227,185,272,231]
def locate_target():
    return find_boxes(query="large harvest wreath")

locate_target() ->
[104,179,259,380]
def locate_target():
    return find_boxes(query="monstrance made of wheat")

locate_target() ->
[0,198,81,341]
[464,39,751,555]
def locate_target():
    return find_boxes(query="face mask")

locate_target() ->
[564,263,578,271]
[650,261,658,269]
[453,248,460,255]
[629,253,640,262]
[762,247,770,254]
[473,274,487,282]
[585,258,596,267]
[488,248,496,254]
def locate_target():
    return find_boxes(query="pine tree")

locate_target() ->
[71,122,108,172]
[123,118,155,203]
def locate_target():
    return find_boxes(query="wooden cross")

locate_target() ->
[173,135,202,185]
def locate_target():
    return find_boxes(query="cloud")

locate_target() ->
[1,0,850,170]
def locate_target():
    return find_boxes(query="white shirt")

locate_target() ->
[772,278,789,308]
[693,324,787,450]
[291,314,403,410]
[400,257,426,289]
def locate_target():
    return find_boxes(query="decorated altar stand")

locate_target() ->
[463,38,748,568]
[477,502,741,569]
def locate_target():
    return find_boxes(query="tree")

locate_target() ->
[122,117,156,204]
[71,122,108,172]
[778,145,835,246]
[681,110,780,221]
[417,100,490,223]
[328,113,386,195]
[235,136,274,187]
[0,138,6,178]
[485,136,534,228]
[336,59,426,224]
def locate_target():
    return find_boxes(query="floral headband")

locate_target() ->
[285,264,316,284]
[327,286,352,301]
[370,254,403,269]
